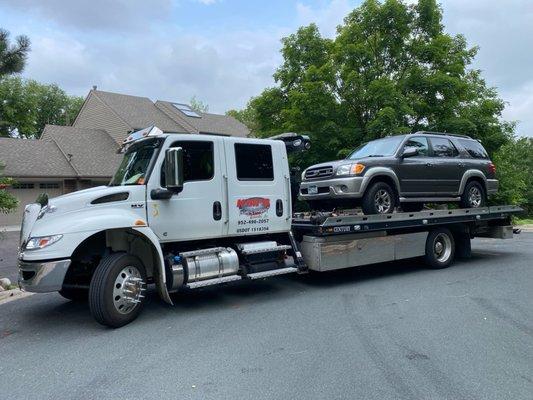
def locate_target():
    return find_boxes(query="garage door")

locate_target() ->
[0,182,64,227]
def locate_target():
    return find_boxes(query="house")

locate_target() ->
[0,89,250,226]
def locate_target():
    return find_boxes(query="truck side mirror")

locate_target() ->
[165,147,184,192]
[401,147,418,158]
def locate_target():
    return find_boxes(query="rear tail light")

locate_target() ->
[488,163,496,174]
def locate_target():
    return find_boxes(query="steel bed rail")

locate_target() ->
[291,205,523,236]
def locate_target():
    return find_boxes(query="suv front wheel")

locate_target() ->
[361,181,396,215]
[460,181,486,209]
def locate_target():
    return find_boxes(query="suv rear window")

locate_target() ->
[235,143,274,181]
[458,139,489,159]
[430,137,459,157]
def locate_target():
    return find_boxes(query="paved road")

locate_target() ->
[1,234,532,400]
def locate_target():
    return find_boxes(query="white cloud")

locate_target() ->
[296,0,353,37]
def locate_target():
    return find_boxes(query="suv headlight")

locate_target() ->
[336,163,365,176]
[301,170,306,181]
[25,235,63,250]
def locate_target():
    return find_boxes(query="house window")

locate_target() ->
[12,183,35,189]
[234,143,274,181]
[39,183,60,189]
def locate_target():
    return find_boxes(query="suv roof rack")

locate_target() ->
[411,131,472,139]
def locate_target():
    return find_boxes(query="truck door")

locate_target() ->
[147,137,226,241]
[223,138,291,236]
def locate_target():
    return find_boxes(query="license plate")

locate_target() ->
[308,186,318,195]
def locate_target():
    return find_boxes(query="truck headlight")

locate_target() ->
[336,163,365,176]
[301,170,306,181]
[25,235,63,250]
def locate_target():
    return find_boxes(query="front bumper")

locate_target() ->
[487,179,499,195]
[299,176,366,201]
[18,259,71,293]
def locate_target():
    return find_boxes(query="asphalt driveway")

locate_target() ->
[0,230,18,283]
[0,234,532,400]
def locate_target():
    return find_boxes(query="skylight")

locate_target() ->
[172,103,201,118]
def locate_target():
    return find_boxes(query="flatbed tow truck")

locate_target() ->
[17,127,522,327]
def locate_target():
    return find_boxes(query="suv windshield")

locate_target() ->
[110,139,160,186]
[347,136,404,159]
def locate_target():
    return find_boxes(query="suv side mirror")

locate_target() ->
[165,147,184,192]
[401,147,418,158]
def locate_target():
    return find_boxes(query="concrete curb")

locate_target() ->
[0,289,33,305]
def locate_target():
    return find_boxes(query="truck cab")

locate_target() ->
[18,127,308,327]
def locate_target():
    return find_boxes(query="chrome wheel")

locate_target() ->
[374,189,392,213]
[433,233,452,263]
[112,266,145,314]
[468,186,482,208]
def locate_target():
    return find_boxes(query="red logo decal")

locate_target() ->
[237,197,270,216]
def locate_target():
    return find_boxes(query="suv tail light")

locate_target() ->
[488,162,496,174]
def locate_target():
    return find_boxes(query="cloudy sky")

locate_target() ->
[0,0,531,136]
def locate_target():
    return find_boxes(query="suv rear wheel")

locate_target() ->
[460,181,486,208]
[362,181,396,215]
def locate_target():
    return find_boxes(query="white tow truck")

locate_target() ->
[18,126,521,327]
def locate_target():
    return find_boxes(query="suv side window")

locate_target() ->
[430,137,459,157]
[161,141,214,186]
[403,136,429,156]
[458,139,489,159]
[235,143,274,181]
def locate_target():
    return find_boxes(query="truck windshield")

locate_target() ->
[110,140,160,186]
[347,136,404,159]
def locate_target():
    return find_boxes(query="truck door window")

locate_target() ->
[234,143,274,181]
[161,141,214,186]
[430,137,459,157]
[403,137,428,156]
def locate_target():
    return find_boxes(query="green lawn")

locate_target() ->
[515,217,533,225]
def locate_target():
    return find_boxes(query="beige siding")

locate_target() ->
[74,94,131,144]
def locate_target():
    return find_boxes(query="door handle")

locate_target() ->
[458,162,465,167]
[276,199,283,217]
[213,201,222,221]
[425,163,433,167]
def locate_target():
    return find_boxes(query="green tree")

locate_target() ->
[0,77,84,138]
[0,162,18,215]
[0,28,30,78]
[226,102,259,134]
[491,137,533,212]
[242,0,513,168]
[189,95,209,113]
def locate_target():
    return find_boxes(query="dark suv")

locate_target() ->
[299,131,498,214]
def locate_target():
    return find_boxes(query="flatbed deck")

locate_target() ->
[291,205,523,237]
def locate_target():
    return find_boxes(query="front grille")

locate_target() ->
[305,166,333,179]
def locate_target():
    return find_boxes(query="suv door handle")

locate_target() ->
[425,163,433,167]
[213,201,222,221]
[458,162,465,167]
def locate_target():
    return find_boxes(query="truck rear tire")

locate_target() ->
[361,182,396,215]
[424,228,455,269]
[89,253,147,328]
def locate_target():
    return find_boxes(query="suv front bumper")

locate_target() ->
[18,259,71,293]
[299,176,366,201]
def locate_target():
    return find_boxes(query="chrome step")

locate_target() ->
[240,244,292,255]
[247,267,298,280]
[186,274,242,289]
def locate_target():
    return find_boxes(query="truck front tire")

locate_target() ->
[89,253,147,328]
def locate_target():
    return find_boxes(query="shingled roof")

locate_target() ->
[155,100,249,137]
[0,137,76,178]
[91,90,188,133]
[41,125,122,178]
